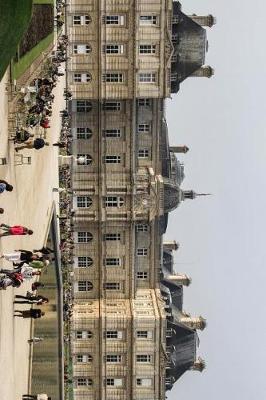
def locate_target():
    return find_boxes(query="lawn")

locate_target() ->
[0,0,33,80]
[34,0,54,3]
[13,32,54,79]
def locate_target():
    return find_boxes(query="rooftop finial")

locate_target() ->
[182,191,212,200]
[190,357,206,372]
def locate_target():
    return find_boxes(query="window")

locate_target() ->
[77,232,93,243]
[104,233,121,241]
[76,330,93,339]
[77,378,93,386]
[104,155,121,164]
[77,196,92,208]
[102,73,123,83]
[139,44,156,54]
[77,100,92,112]
[138,99,151,107]
[106,355,122,363]
[137,248,148,256]
[105,258,121,266]
[137,272,148,279]
[105,330,123,339]
[138,149,149,158]
[77,257,93,268]
[104,282,120,290]
[103,15,124,25]
[73,73,91,83]
[105,196,124,207]
[136,355,152,363]
[103,129,121,138]
[102,101,121,111]
[78,281,93,291]
[106,378,123,387]
[76,354,93,363]
[136,224,148,232]
[73,44,91,54]
[139,15,158,25]
[73,15,91,25]
[76,127,92,139]
[77,154,92,165]
[138,124,150,133]
[103,44,124,54]
[136,378,152,387]
[139,73,156,83]
[136,330,152,339]
[172,33,178,41]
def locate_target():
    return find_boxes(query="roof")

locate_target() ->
[166,321,197,385]
[171,3,207,92]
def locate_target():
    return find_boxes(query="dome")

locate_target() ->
[164,181,182,213]
[170,152,185,185]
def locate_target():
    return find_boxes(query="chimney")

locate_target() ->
[190,358,206,372]
[163,241,180,251]
[190,65,214,78]
[166,273,192,286]
[169,145,189,153]
[189,14,216,27]
[180,316,207,330]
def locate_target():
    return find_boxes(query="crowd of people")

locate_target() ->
[13,34,69,153]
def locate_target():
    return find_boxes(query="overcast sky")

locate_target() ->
[166,0,266,398]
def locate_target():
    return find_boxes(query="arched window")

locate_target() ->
[76,128,92,139]
[77,257,93,268]
[77,154,92,165]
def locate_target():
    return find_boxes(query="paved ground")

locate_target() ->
[0,67,65,400]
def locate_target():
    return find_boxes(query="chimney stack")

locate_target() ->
[180,316,207,330]
[189,14,216,27]
[166,273,192,286]
[163,241,180,251]
[169,146,189,154]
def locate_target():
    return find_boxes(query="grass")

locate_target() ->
[13,32,54,79]
[33,0,54,3]
[0,0,33,80]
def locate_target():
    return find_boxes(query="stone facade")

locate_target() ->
[67,1,214,399]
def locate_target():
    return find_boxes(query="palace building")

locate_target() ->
[66,1,215,399]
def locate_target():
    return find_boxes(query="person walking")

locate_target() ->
[0,224,33,237]
[14,294,49,305]
[0,179,13,193]
[14,309,45,319]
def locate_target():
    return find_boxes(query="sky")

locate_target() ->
[166,0,266,399]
